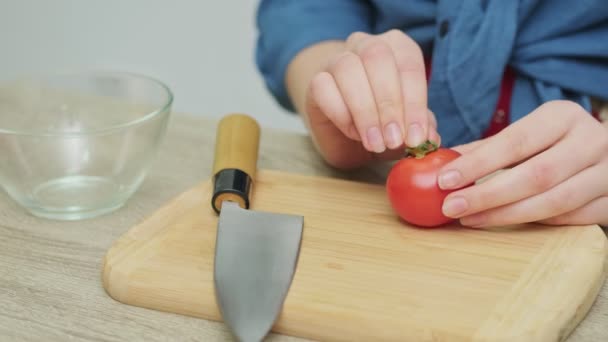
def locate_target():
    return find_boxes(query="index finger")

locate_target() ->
[449,138,487,155]
[381,29,429,147]
[437,103,573,190]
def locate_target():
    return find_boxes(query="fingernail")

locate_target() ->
[384,122,402,149]
[366,126,386,153]
[438,170,461,189]
[406,123,424,147]
[442,196,468,217]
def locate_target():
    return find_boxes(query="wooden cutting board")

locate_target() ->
[102,169,608,342]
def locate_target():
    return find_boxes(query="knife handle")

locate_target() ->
[211,113,260,213]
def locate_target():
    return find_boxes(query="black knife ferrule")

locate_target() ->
[212,168,252,213]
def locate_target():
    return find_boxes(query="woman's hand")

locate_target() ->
[286,30,438,169]
[437,100,608,228]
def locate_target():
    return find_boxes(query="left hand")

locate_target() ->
[437,100,608,228]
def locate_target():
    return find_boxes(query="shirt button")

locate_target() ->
[439,20,450,38]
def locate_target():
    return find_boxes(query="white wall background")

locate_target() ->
[0,0,306,133]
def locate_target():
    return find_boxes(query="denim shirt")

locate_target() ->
[255,0,608,146]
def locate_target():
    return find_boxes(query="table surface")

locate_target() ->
[1,112,606,342]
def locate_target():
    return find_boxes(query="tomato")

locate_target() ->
[386,141,462,228]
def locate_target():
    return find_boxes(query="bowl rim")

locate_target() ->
[0,70,174,137]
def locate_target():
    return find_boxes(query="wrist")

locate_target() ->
[285,40,346,115]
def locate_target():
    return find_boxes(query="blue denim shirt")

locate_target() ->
[255,0,608,146]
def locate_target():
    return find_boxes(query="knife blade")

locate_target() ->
[210,113,304,342]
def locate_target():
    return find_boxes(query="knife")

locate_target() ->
[210,113,304,342]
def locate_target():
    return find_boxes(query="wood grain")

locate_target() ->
[103,168,608,342]
[212,113,261,178]
[1,112,607,341]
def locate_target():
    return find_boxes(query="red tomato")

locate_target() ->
[386,144,461,228]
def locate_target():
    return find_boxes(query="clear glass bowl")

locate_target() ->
[0,71,173,220]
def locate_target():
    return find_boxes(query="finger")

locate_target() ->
[345,31,371,50]
[428,109,437,129]
[381,29,428,147]
[305,86,373,169]
[354,37,406,149]
[426,109,441,146]
[538,196,608,226]
[309,71,359,140]
[437,103,574,190]
[443,126,601,218]
[458,163,608,227]
[373,147,408,162]
[450,138,487,155]
[328,51,385,153]
[428,128,441,147]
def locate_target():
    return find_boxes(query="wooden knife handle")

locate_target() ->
[211,113,261,213]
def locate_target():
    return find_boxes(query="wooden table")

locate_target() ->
[1,112,607,341]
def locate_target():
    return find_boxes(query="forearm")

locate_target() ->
[255,0,379,168]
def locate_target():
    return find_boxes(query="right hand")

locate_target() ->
[305,30,439,162]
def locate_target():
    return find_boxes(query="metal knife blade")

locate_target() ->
[214,201,303,342]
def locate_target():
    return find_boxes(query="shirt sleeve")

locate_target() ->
[255,0,374,112]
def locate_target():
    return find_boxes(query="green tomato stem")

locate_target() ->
[405,140,439,159]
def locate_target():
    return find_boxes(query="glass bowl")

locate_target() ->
[0,71,173,220]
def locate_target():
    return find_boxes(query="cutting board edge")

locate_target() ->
[561,232,608,340]
[560,255,608,342]
[471,227,608,342]
[101,177,214,303]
